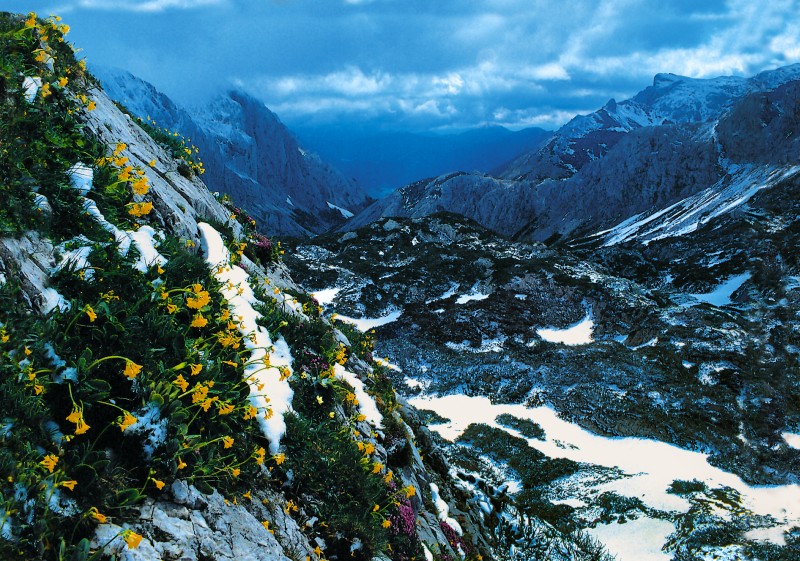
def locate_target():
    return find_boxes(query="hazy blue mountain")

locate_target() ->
[94,67,373,238]
[294,124,550,198]
[345,65,800,244]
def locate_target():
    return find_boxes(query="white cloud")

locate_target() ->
[75,0,224,11]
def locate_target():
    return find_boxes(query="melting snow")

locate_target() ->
[67,162,93,194]
[429,482,463,535]
[410,394,800,547]
[783,432,800,450]
[335,310,402,332]
[333,363,383,429]
[198,222,293,454]
[312,287,340,305]
[22,76,41,102]
[586,517,674,561]
[690,273,750,307]
[536,313,594,345]
[327,202,354,219]
[455,292,490,305]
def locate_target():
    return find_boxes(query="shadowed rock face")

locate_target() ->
[345,65,800,245]
[94,67,373,238]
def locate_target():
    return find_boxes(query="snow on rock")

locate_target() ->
[312,287,340,305]
[410,394,800,541]
[429,483,463,535]
[333,363,383,429]
[67,162,93,194]
[22,76,41,102]
[198,222,293,454]
[586,517,674,561]
[455,292,490,305]
[690,272,751,307]
[783,432,800,450]
[335,310,402,332]
[327,201,354,219]
[536,313,594,345]
[602,164,800,246]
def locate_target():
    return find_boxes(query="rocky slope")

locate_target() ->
[0,12,603,561]
[94,67,373,238]
[345,65,800,244]
[285,199,800,558]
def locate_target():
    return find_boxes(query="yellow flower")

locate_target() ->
[119,413,136,432]
[157,265,165,275]
[231,468,240,477]
[372,462,384,474]
[75,419,90,435]
[85,304,97,322]
[383,471,393,484]
[218,402,234,415]
[89,508,107,523]
[87,101,96,111]
[173,374,189,392]
[124,361,142,379]
[40,454,58,473]
[131,177,149,196]
[403,485,416,498]
[381,519,391,528]
[278,366,291,381]
[152,478,165,490]
[25,12,37,28]
[24,346,32,356]
[190,314,208,328]
[177,458,187,470]
[314,545,323,556]
[148,159,156,167]
[186,291,210,310]
[222,436,234,449]
[273,453,286,465]
[190,363,202,376]
[261,520,274,534]
[33,384,44,395]
[127,201,153,217]
[123,529,143,549]
[363,443,375,456]
[316,395,323,405]
[166,303,178,314]
[254,447,266,465]
[34,50,47,63]
[372,504,380,512]
[58,76,68,87]
[59,480,77,491]
[113,142,127,155]
[243,491,252,500]
[67,404,90,434]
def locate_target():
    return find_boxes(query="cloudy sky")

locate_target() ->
[19,0,800,131]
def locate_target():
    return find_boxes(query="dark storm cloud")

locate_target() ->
[21,0,800,130]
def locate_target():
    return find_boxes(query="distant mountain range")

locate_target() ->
[346,64,800,245]
[94,67,374,238]
[293,124,550,198]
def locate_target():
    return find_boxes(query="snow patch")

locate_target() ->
[312,287,340,306]
[198,222,293,454]
[690,273,750,307]
[586,517,674,561]
[455,292,490,305]
[333,364,383,429]
[537,313,594,345]
[22,76,41,102]
[783,432,800,449]
[430,482,463,535]
[327,201,354,219]
[67,162,93,194]
[335,310,402,332]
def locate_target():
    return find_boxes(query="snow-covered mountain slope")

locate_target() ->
[347,66,800,245]
[94,67,373,238]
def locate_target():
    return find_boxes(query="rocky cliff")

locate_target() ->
[94,67,373,239]
[0,12,537,561]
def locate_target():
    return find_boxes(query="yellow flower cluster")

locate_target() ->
[124,361,142,380]
[186,284,211,309]
[66,403,90,435]
[118,412,137,432]
[127,201,153,218]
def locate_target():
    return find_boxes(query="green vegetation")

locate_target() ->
[495,413,546,440]
[0,11,427,561]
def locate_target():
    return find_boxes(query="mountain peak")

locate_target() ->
[652,72,687,88]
